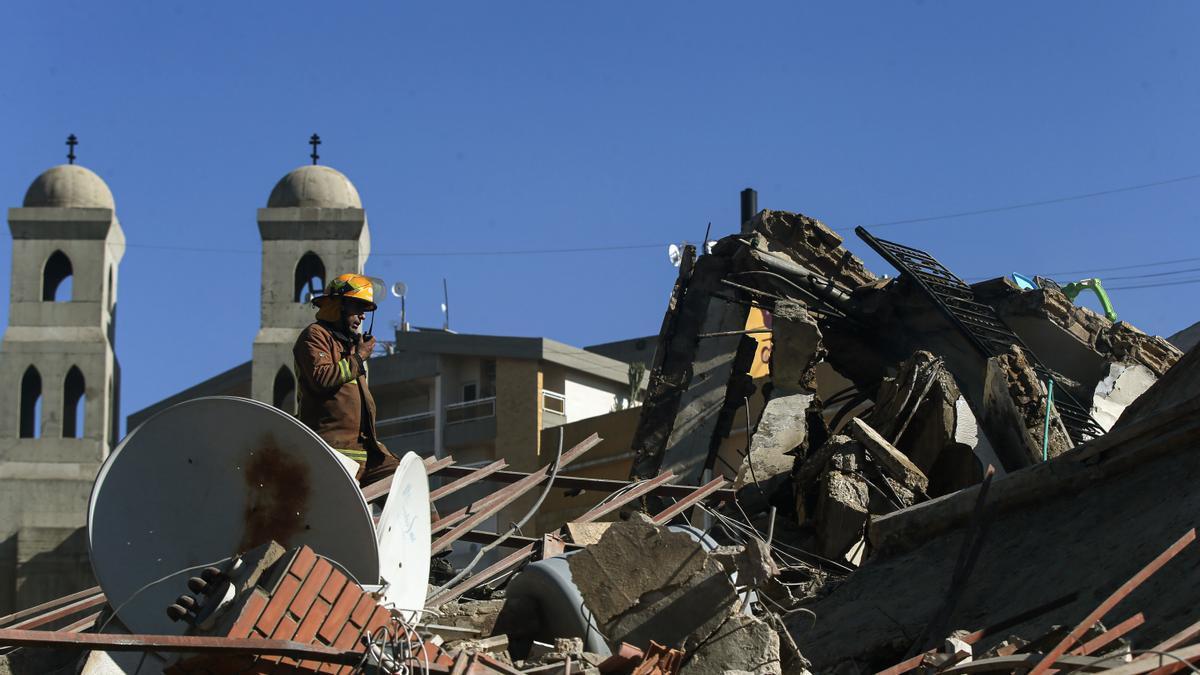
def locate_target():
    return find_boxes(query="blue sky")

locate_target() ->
[2,2,1198,425]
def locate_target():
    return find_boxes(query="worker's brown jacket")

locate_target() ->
[293,320,397,486]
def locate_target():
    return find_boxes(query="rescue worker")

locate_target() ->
[294,273,398,486]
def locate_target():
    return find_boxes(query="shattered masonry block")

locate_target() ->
[748,209,876,288]
[864,350,960,477]
[981,345,1071,469]
[682,613,782,675]
[848,418,928,495]
[814,449,870,561]
[974,279,1181,378]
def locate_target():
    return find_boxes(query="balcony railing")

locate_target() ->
[445,396,496,424]
[542,390,566,415]
[376,411,435,437]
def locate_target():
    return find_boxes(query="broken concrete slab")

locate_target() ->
[567,516,739,652]
[735,391,815,512]
[768,302,824,393]
[1113,342,1200,431]
[1090,362,1157,431]
[847,417,928,495]
[1168,319,1200,352]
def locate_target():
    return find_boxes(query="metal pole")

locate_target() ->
[740,188,758,233]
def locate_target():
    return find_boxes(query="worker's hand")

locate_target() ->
[355,335,376,360]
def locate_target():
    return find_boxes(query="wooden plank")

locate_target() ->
[1028,529,1197,675]
[1070,612,1144,656]
[576,471,676,523]
[426,544,536,608]
[429,459,508,502]
[651,477,727,525]
[431,434,600,553]
[0,586,101,628]
[0,628,363,664]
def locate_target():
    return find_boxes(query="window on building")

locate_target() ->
[462,382,478,402]
[273,366,296,414]
[19,366,42,438]
[63,366,86,438]
[294,252,325,303]
[481,360,497,398]
[43,251,73,302]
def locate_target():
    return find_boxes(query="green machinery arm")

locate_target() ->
[1061,278,1118,322]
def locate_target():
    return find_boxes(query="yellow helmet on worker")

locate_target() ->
[312,273,378,314]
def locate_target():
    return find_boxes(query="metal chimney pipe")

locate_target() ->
[740,188,758,233]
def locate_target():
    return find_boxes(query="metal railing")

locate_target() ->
[542,390,566,415]
[445,396,496,424]
[376,411,436,437]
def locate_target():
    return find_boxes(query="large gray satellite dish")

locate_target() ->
[87,396,379,637]
[375,452,431,621]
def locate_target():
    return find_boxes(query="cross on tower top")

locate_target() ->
[66,134,78,165]
[309,134,321,165]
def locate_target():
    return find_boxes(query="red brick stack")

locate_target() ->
[166,545,446,674]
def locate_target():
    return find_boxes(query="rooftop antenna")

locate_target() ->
[309,133,321,165]
[391,281,408,332]
[441,278,450,331]
[702,221,716,256]
[66,134,78,165]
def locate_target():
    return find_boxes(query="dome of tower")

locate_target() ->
[23,164,116,210]
[267,165,362,209]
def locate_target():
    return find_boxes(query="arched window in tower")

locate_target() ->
[63,367,86,438]
[273,366,296,414]
[294,252,325,303]
[42,251,73,302]
[19,366,42,438]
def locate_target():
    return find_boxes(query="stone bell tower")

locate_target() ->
[0,140,124,611]
[252,137,371,412]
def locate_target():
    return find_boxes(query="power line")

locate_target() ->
[122,242,668,257]
[120,169,1200,258]
[372,243,667,257]
[1039,255,1200,277]
[1107,277,1200,291]
[1105,265,1200,281]
[968,260,1200,283]
[839,171,1200,231]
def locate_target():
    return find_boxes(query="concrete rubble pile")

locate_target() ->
[2,209,1199,675]
[586,209,1198,673]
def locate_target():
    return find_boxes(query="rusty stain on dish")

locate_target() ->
[238,437,311,552]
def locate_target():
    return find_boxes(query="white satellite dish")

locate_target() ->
[705,240,717,255]
[87,396,379,637]
[668,243,683,268]
[391,282,407,298]
[375,453,431,621]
